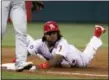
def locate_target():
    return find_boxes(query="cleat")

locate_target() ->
[16,62,33,72]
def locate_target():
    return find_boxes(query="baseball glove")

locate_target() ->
[32,1,44,12]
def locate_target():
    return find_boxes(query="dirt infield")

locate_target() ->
[1,47,108,79]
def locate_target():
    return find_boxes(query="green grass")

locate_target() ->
[2,22,108,48]
[2,71,79,79]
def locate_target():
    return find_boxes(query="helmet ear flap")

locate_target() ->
[43,21,59,34]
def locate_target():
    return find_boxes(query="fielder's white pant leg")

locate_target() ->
[10,1,27,66]
[82,36,102,66]
[1,1,11,38]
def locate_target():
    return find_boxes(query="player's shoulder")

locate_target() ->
[35,39,42,43]
[31,39,43,47]
[55,38,69,51]
[59,38,68,43]
[57,37,68,45]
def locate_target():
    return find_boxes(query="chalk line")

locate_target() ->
[46,71,108,77]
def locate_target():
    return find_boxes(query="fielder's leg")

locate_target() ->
[10,1,33,72]
[1,1,10,38]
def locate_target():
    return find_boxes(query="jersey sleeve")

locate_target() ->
[55,39,69,57]
[27,35,41,56]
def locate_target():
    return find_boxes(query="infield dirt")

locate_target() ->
[1,47,108,79]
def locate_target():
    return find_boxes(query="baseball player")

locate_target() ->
[1,21,106,71]
[1,1,33,72]
[26,21,106,69]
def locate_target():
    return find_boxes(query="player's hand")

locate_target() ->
[39,62,50,69]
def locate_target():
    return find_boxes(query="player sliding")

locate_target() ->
[26,21,106,69]
[1,21,106,70]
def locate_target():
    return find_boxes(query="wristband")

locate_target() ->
[39,62,49,69]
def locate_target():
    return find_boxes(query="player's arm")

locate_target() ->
[36,54,63,69]
[48,54,64,67]
[27,35,37,56]
[38,44,68,69]
[48,54,71,68]
[27,35,43,57]
[48,44,68,67]
[36,54,71,69]
[27,35,48,62]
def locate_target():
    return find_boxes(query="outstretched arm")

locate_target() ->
[37,54,64,69]
[48,54,63,67]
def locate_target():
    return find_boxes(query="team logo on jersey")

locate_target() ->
[30,45,34,49]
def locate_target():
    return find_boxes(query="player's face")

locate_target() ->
[44,31,58,43]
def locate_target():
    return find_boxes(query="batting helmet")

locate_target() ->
[43,21,59,34]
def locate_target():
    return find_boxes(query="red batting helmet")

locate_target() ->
[43,21,59,33]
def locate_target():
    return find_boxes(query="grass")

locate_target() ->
[2,70,107,79]
[2,22,108,48]
[2,71,80,79]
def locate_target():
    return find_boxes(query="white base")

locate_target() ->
[1,63,36,71]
